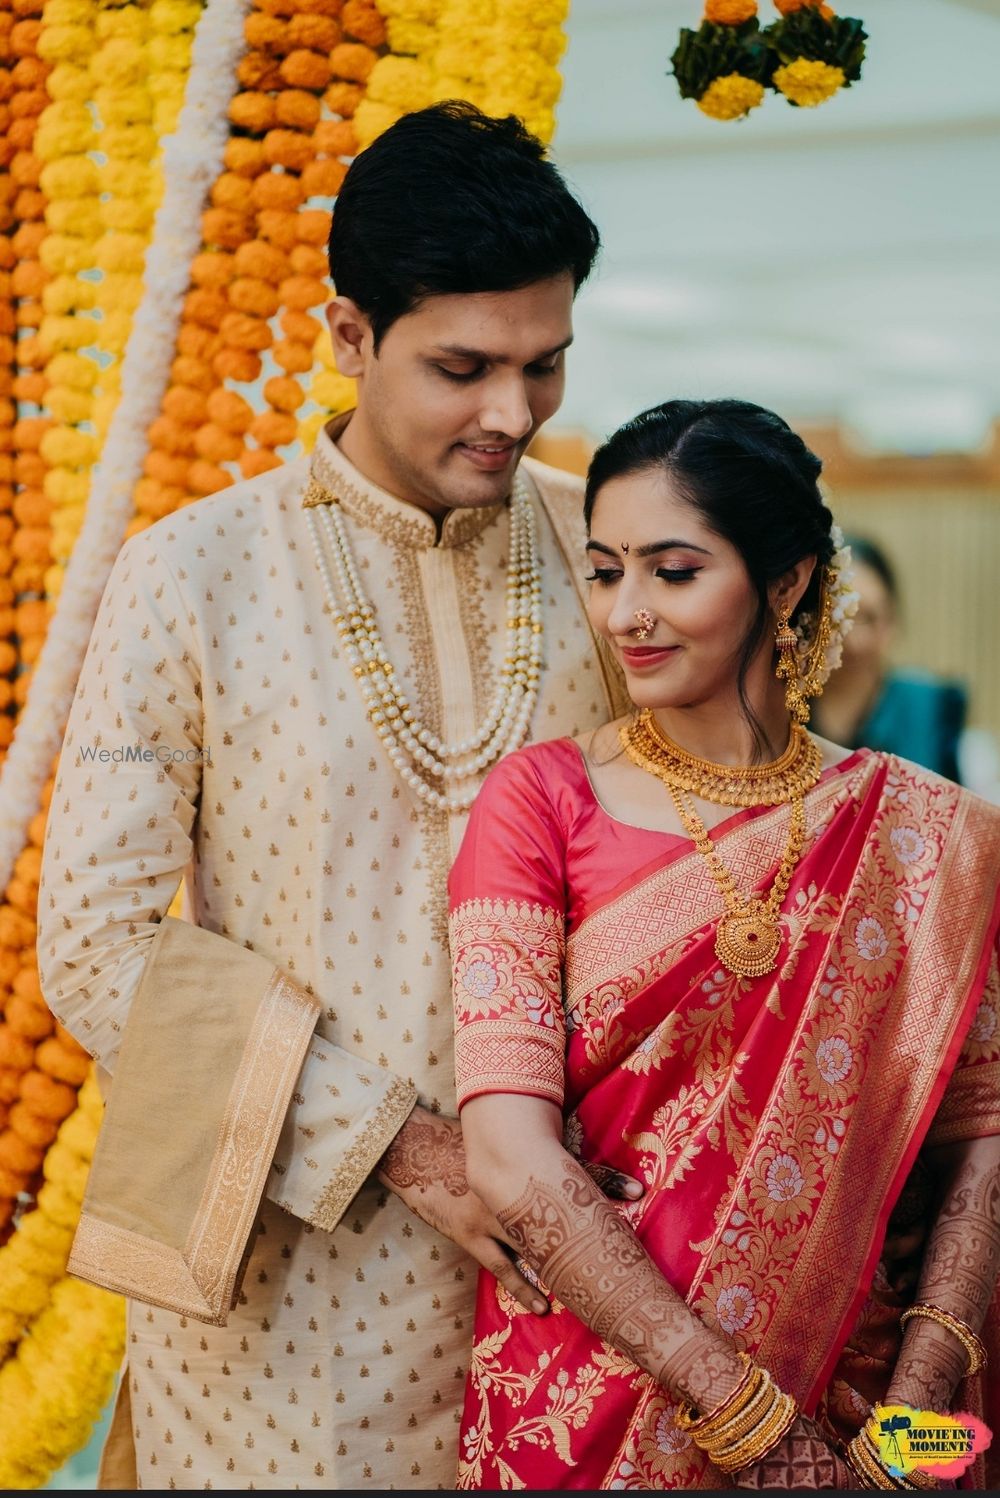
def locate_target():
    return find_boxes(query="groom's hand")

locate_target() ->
[377,1106,643,1315]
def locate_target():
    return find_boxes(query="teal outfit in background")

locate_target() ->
[849,668,967,784]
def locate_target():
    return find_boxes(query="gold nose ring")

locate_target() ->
[634,609,655,640]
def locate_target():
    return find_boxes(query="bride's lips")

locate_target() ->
[456,441,518,472]
[620,645,680,670]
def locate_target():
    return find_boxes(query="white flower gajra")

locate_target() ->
[793,523,860,690]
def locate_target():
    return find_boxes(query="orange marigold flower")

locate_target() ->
[296,209,331,247]
[12,371,47,404]
[262,128,315,172]
[289,15,341,51]
[202,207,255,252]
[19,1069,77,1119]
[163,385,210,426]
[224,137,267,178]
[281,307,322,343]
[300,158,348,198]
[323,81,363,118]
[220,311,272,351]
[0,1129,44,1176]
[279,274,327,310]
[7,1101,59,1149]
[313,119,357,157]
[184,286,231,329]
[11,151,42,188]
[252,172,304,213]
[275,90,321,131]
[245,13,285,52]
[12,415,52,451]
[211,171,255,214]
[264,375,305,413]
[36,1036,91,1087]
[188,459,234,495]
[234,238,289,283]
[15,599,47,636]
[228,277,280,320]
[177,324,223,361]
[194,422,244,465]
[342,0,385,47]
[255,210,300,252]
[280,48,331,92]
[13,221,46,258]
[329,42,376,84]
[228,91,278,134]
[251,410,297,448]
[148,415,195,456]
[10,529,49,564]
[237,51,284,91]
[133,477,182,520]
[190,251,235,290]
[240,447,283,479]
[0,1025,34,1071]
[272,338,314,375]
[6,998,51,1045]
[212,347,263,384]
[13,491,50,527]
[207,388,254,434]
[145,450,191,488]
[704,0,757,21]
[289,243,327,279]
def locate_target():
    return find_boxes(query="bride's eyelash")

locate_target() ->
[584,567,701,585]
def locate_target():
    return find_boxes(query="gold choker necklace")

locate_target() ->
[620,710,820,978]
[621,709,822,807]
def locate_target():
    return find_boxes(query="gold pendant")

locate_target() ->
[715,900,782,978]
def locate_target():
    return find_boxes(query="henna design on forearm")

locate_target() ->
[379,1113,468,1197]
[498,1169,740,1410]
[735,1416,854,1490]
[889,1148,1000,1412]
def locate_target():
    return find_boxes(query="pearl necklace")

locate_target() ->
[306,475,543,814]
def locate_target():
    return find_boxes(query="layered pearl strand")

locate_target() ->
[306,476,543,813]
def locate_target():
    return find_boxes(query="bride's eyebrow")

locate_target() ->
[585,539,711,557]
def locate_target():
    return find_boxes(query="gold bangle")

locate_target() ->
[716,1390,799,1473]
[851,1420,939,1493]
[900,1302,987,1377]
[674,1351,756,1434]
[847,1433,899,1489]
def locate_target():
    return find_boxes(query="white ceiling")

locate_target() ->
[550,0,1000,453]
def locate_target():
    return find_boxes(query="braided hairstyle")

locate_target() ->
[584,398,835,750]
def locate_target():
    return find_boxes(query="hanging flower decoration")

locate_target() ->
[670,3,774,122]
[670,0,866,119]
[768,2,865,107]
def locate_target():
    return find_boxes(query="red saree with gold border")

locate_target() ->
[448,741,1000,1491]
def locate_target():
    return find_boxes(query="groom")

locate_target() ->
[38,102,627,1490]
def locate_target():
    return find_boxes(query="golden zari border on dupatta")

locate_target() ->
[68,917,320,1325]
[686,762,1000,1409]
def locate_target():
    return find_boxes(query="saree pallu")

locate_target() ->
[448,740,1000,1491]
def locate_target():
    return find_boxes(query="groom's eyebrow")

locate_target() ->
[432,337,574,363]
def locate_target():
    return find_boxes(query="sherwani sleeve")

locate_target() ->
[38,535,417,1290]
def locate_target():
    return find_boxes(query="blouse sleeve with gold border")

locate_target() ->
[449,747,568,1112]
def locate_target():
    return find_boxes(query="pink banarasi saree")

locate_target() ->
[448,740,1000,1491]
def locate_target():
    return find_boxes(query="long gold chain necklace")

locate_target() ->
[620,709,820,978]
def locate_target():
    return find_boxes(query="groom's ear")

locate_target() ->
[326,297,372,378]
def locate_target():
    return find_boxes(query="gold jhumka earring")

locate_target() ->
[633,609,655,640]
[774,569,835,726]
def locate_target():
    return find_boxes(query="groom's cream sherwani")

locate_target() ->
[38,422,623,1490]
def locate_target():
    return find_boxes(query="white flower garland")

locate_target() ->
[0,0,254,890]
[794,522,860,689]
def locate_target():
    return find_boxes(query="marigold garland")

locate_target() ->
[0,0,576,1484]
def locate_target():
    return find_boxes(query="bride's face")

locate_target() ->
[586,467,762,714]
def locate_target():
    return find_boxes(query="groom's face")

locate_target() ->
[327,273,574,516]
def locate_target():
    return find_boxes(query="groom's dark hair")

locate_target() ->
[328,100,600,348]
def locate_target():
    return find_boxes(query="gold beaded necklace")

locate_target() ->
[620,709,822,979]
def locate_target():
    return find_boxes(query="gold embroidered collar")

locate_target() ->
[305,414,505,551]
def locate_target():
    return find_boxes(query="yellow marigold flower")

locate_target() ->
[100,159,155,197]
[37,24,94,64]
[45,0,93,23]
[367,55,435,113]
[40,427,97,470]
[45,198,103,238]
[46,352,97,390]
[39,157,99,198]
[42,277,97,316]
[95,87,155,127]
[385,18,436,53]
[705,0,758,22]
[150,0,203,30]
[101,198,155,234]
[95,232,146,272]
[353,99,404,149]
[101,123,158,159]
[311,370,358,412]
[45,388,91,425]
[96,5,145,43]
[46,63,93,102]
[43,468,89,505]
[773,58,845,107]
[697,72,766,120]
[39,237,96,276]
[147,33,193,72]
[96,37,146,85]
[499,0,569,24]
[378,0,441,21]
